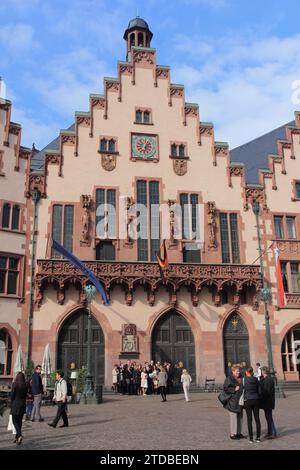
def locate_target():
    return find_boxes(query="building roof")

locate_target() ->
[230,121,294,184]
[30,123,75,171]
[127,17,150,30]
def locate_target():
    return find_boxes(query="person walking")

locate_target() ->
[48,370,69,428]
[243,367,261,443]
[157,366,168,402]
[222,365,245,440]
[112,365,119,393]
[255,363,262,381]
[181,369,192,402]
[260,366,277,439]
[10,372,27,445]
[31,365,44,422]
[141,367,148,396]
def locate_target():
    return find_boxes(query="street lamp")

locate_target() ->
[252,200,285,398]
[83,284,97,403]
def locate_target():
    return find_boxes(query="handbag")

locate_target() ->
[7,414,16,434]
[238,378,245,406]
[218,390,232,406]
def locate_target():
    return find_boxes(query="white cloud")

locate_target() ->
[0,23,37,54]
[11,107,59,149]
[28,48,112,118]
[172,32,300,148]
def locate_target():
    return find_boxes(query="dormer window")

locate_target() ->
[170,142,188,158]
[99,137,118,153]
[135,109,152,125]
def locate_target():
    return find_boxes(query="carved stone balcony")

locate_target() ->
[35,259,262,308]
[285,293,300,308]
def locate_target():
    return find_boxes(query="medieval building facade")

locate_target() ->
[0,18,300,387]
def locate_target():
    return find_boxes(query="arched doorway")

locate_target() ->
[57,309,105,385]
[151,309,196,381]
[281,323,300,380]
[223,312,250,375]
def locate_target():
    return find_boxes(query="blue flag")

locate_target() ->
[52,239,108,305]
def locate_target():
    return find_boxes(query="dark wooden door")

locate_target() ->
[223,312,250,374]
[152,310,196,381]
[57,309,105,385]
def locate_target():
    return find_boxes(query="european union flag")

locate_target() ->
[52,239,108,305]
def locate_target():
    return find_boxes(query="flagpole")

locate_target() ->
[252,201,285,398]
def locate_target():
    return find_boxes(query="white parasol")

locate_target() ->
[41,343,52,388]
[13,344,24,376]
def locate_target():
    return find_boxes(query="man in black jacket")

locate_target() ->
[31,365,44,422]
[260,367,277,439]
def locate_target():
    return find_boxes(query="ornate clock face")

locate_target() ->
[132,135,157,160]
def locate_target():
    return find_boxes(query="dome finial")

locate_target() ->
[124,17,153,61]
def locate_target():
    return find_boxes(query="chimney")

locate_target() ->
[0,77,6,100]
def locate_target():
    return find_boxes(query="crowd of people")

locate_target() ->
[221,363,277,443]
[8,366,70,445]
[111,360,192,401]
[7,359,278,446]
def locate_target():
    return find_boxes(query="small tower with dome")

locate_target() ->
[123,17,153,61]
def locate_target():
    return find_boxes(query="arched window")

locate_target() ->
[179,144,185,158]
[0,330,13,376]
[108,139,115,153]
[11,205,20,231]
[281,324,300,376]
[171,144,177,157]
[138,32,144,47]
[2,203,11,228]
[130,33,135,47]
[100,138,107,152]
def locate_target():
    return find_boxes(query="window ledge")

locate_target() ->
[133,122,154,126]
[169,155,190,160]
[97,150,119,155]
[0,228,25,235]
[0,294,21,300]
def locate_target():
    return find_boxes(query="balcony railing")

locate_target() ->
[35,259,262,308]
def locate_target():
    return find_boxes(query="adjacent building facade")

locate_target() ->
[1,18,300,387]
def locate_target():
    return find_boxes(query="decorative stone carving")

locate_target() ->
[121,324,138,353]
[207,202,217,250]
[173,159,187,176]
[45,154,60,165]
[185,106,198,117]
[26,175,46,198]
[230,167,244,177]
[215,145,228,156]
[101,153,116,172]
[91,97,105,108]
[106,81,120,92]
[120,65,133,75]
[125,196,135,245]
[200,126,213,137]
[156,68,169,79]
[80,195,91,246]
[35,260,262,308]
[168,199,177,245]
[276,240,300,254]
[77,116,91,126]
[244,187,267,211]
[133,50,154,64]
[61,135,76,145]
[170,87,183,98]
[286,293,300,307]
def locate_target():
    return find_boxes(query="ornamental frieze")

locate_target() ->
[170,87,183,98]
[185,106,198,117]
[276,240,300,254]
[61,135,76,145]
[106,81,120,92]
[101,153,116,171]
[200,126,213,137]
[133,50,155,64]
[119,65,133,75]
[244,187,267,211]
[35,260,262,308]
[76,116,91,126]
[156,68,169,79]
[26,174,46,198]
[91,97,105,108]
[173,159,187,176]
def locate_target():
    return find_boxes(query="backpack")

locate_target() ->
[67,380,72,396]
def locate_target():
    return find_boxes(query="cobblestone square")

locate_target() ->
[1,391,299,450]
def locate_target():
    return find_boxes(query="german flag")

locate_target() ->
[157,239,169,279]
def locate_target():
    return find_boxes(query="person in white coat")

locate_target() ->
[181,369,192,402]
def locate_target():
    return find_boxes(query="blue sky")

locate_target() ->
[1,0,300,150]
